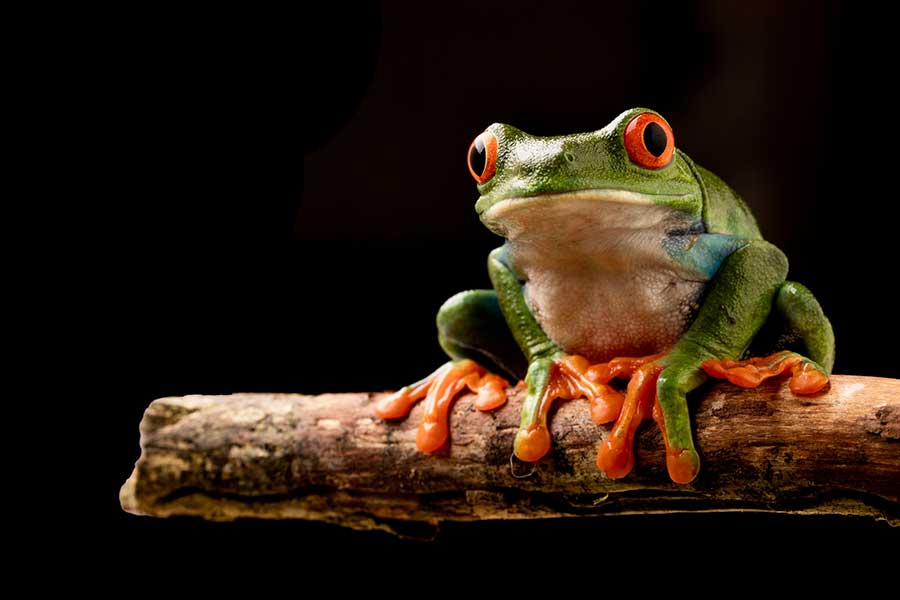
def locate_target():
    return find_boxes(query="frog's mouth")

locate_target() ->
[480,189,686,241]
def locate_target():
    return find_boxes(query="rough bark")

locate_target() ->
[121,375,899,533]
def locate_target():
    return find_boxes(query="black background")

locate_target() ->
[67,0,900,580]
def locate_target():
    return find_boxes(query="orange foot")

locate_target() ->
[512,354,630,462]
[512,353,667,478]
[374,360,509,452]
[701,350,829,395]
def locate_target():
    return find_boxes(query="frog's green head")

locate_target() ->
[469,108,707,238]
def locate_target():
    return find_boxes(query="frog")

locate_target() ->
[375,108,834,484]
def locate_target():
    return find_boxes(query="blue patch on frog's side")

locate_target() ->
[663,229,748,280]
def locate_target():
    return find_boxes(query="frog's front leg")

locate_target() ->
[488,248,638,461]
[375,290,519,452]
[624,241,832,483]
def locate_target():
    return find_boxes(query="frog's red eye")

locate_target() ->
[467,130,498,184]
[624,113,675,169]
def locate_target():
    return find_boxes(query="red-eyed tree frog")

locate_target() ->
[375,108,834,484]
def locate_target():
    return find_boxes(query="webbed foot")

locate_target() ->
[701,350,829,395]
[513,351,701,483]
[374,360,509,452]
[512,353,665,466]
[513,354,622,462]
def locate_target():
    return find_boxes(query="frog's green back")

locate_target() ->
[681,151,762,240]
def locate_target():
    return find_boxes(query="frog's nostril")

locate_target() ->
[564,152,576,163]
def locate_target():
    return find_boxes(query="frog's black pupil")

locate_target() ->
[643,122,668,157]
[469,137,486,176]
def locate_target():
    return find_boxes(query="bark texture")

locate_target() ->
[121,375,899,533]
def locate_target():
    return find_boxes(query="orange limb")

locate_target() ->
[596,363,664,479]
[702,350,828,395]
[374,360,508,453]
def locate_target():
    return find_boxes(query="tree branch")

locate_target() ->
[120,375,899,532]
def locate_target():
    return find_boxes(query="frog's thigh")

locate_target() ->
[751,281,835,374]
[437,290,527,380]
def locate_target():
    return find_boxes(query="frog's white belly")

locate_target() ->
[520,261,704,361]
[495,195,707,362]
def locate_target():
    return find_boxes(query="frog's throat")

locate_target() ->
[480,189,687,238]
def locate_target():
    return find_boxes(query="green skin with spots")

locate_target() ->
[436,108,834,481]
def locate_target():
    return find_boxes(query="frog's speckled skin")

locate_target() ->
[379,108,834,484]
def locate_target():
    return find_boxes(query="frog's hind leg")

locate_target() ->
[768,281,835,374]
[702,281,834,394]
[374,290,521,452]
[436,290,528,381]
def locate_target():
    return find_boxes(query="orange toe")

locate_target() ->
[473,373,509,410]
[374,392,419,420]
[589,389,625,424]
[416,419,449,453]
[666,449,700,484]
[789,362,829,395]
[597,438,634,479]
[514,426,552,462]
